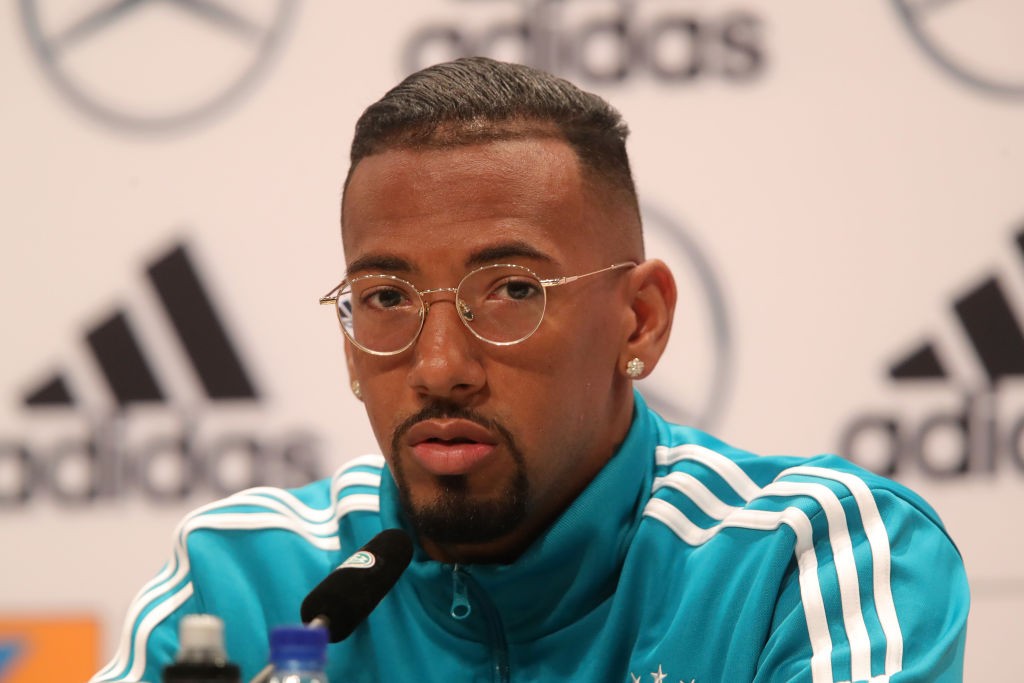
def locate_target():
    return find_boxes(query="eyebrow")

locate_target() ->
[466,241,554,268]
[345,254,413,276]
[345,241,555,277]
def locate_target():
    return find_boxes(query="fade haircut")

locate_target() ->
[345,57,640,222]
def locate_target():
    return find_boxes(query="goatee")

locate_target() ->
[389,402,528,546]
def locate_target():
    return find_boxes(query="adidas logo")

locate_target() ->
[839,227,1024,478]
[25,244,257,408]
[1,241,322,507]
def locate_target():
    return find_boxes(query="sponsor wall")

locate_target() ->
[2,1,1021,680]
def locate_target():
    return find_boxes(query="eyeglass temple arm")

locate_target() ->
[540,261,637,288]
[319,282,344,305]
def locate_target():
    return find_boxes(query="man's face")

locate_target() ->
[341,137,638,563]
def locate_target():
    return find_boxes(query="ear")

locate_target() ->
[619,259,677,380]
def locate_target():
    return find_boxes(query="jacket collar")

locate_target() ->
[378,392,656,641]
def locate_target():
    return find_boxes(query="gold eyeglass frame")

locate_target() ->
[320,261,637,356]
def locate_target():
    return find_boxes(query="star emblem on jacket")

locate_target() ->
[629,666,694,683]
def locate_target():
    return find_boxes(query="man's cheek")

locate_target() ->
[365,410,396,453]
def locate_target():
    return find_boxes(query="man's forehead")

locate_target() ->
[344,137,582,196]
[338,136,640,272]
[341,139,587,239]
[344,240,555,277]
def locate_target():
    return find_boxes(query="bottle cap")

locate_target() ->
[165,615,239,682]
[178,614,227,661]
[269,625,328,668]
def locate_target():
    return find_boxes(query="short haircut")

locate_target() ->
[345,57,639,221]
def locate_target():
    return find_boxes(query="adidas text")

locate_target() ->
[839,391,1024,477]
[0,412,322,507]
[403,0,764,84]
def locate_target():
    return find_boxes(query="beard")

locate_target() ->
[389,402,529,546]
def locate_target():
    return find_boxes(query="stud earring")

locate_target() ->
[351,380,362,400]
[626,357,645,379]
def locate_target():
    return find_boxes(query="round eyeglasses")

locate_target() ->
[319,262,636,356]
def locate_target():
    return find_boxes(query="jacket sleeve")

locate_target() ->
[89,534,207,682]
[754,486,969,683]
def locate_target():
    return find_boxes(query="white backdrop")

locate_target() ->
[2,1,1022,680]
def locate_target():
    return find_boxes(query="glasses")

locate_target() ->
[320,261,636,356]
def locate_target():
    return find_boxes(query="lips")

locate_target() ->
[404,419,498,476]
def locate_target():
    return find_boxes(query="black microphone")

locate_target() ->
[249,529,415,683]
[300,528,414,643]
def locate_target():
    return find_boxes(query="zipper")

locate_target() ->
[450,564,472,620]
[450,565,510,683]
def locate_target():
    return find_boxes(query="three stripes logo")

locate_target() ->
[839,227,1024,477]
[1,241,321,507]
[25,243,257,409]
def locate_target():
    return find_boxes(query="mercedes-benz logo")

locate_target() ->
[20,0,298,132]
[640,203,733,430]
[892,0,1024,98]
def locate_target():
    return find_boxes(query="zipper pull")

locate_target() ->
[450,565,472,620]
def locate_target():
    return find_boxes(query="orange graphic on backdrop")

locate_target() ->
[0,617,99,683]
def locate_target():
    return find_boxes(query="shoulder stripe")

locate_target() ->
[92,508,347,682]
[92,459,384,682]
[762,480,873,681]
[644,498,834,683]
[336,492,381,517]
[330,455,385,510]
[652,471,740,520]
[778,466,903,676]
[334,470,383,494]
[647,445,902,683]
[97,583,195,683]
[656,444,761,499]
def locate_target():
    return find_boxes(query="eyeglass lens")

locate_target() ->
[338,265,548,353]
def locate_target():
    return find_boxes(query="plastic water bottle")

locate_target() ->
[267,625,329,683]
[162,614,241,683]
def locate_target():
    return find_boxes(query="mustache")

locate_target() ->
[390,401,520,459]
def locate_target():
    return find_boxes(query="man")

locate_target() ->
[93,58,968,683]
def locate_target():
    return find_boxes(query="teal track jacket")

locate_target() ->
[92,395,968,682]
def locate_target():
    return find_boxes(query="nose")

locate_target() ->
[406,297,486,402]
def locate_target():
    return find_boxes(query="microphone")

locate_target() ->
[248,529,414,683]
[300,528,414,643]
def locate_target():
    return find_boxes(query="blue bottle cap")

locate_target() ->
[269,625,328,668]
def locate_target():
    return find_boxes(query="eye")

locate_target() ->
[360,285,413,311]
[490,277,542,302]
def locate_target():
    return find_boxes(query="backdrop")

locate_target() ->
[2,1,1021,680]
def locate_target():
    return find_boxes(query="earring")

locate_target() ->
[626,357,645,379]
[351,380,362,400]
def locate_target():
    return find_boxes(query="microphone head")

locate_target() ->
[300,528,414,642]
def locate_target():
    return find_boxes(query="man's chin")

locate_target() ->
[401,477,528,546]
[387,404,529,548]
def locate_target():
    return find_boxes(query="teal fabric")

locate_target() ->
[92,394,968,683]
